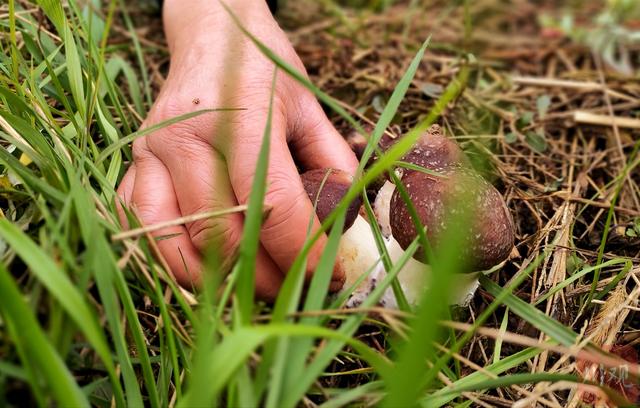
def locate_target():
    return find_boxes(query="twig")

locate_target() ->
[442,320,640,378]
[112,205,253,241]
[573,111,640,130]
[511,76,637,102]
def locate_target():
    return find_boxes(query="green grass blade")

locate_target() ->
[180,324,389,408]
[0,219,115,375]
[421,253,547,390]
[282,238,421,407]
[422,347,542,406]
[381,189,470,406]
[534,258,629,305]
[62,25,86,119]
[33,0,65,33]
[235,69,277,324]
[480,276,579,347]
[361,190,410,310]
[357,36,431,174]
[0,262,89,408]
[96,108,234,164]
[69,175,146,407]
[426,373,578,401]
[319,381,383,408]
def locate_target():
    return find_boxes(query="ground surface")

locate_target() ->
[1,0,640,406]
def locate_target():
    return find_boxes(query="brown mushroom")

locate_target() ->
[389,166,514,271]
[299,166,489,308]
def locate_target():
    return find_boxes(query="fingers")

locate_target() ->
[145,133,285,299]
[149,135,241,253]
[290,96,359,175]
[129,138,203,288]
[227,113,345,288]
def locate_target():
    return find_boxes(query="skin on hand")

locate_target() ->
[116,0,358,300]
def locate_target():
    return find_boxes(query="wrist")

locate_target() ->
[163,0,272,52]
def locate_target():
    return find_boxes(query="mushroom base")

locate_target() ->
[335,215,482,309]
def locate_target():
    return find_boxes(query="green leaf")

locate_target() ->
[525,130,548,152]
[536,94,551,118]
[320,382,383,408]
[63,25,86,119]
[180,324,389,408]
[96,108,234,164]
[428,372,578,400]
[33,0,66,33]
[359,37,431,173]
[422,347,541,406]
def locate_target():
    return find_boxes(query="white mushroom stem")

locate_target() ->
[336,214,480,309]
[373,180,395,238]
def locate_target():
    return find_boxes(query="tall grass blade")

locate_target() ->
[235,69,278,323]
[0,262,89,407]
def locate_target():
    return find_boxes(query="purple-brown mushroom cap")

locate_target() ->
[301,169,362,232]
[389,167,514,271]
[399,125,470,172]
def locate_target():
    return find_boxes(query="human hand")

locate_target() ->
[117,0,358,300]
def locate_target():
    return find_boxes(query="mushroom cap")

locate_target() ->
[399,125,470,172]
[346,128,398,165]
[389,167,514,271]
[301,169,362,232]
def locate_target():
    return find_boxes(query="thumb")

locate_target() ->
[290,97,359,175]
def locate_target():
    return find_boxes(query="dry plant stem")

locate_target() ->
[594,54,640,222]
[443,321,640,378]
[569,284,632,406]
[552,192,640,216]
[534,138,582,375]
[112,204,254,241]
[0,113,31,151]
[573,111,640,130]
[511,76,637,103]
[543,101,640,120]
[516,379,587,408]
[433,368,494,408]
[133,231,198,305]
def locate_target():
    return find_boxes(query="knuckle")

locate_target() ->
[146,97,213,142]
[230,95,286,132]
[131,138,151,162]
[187,206,242,255]
[132,200,160,222]
[262,182,309,235]
[149,132,210,164]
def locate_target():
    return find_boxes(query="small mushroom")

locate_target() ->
[301,168,361,231]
